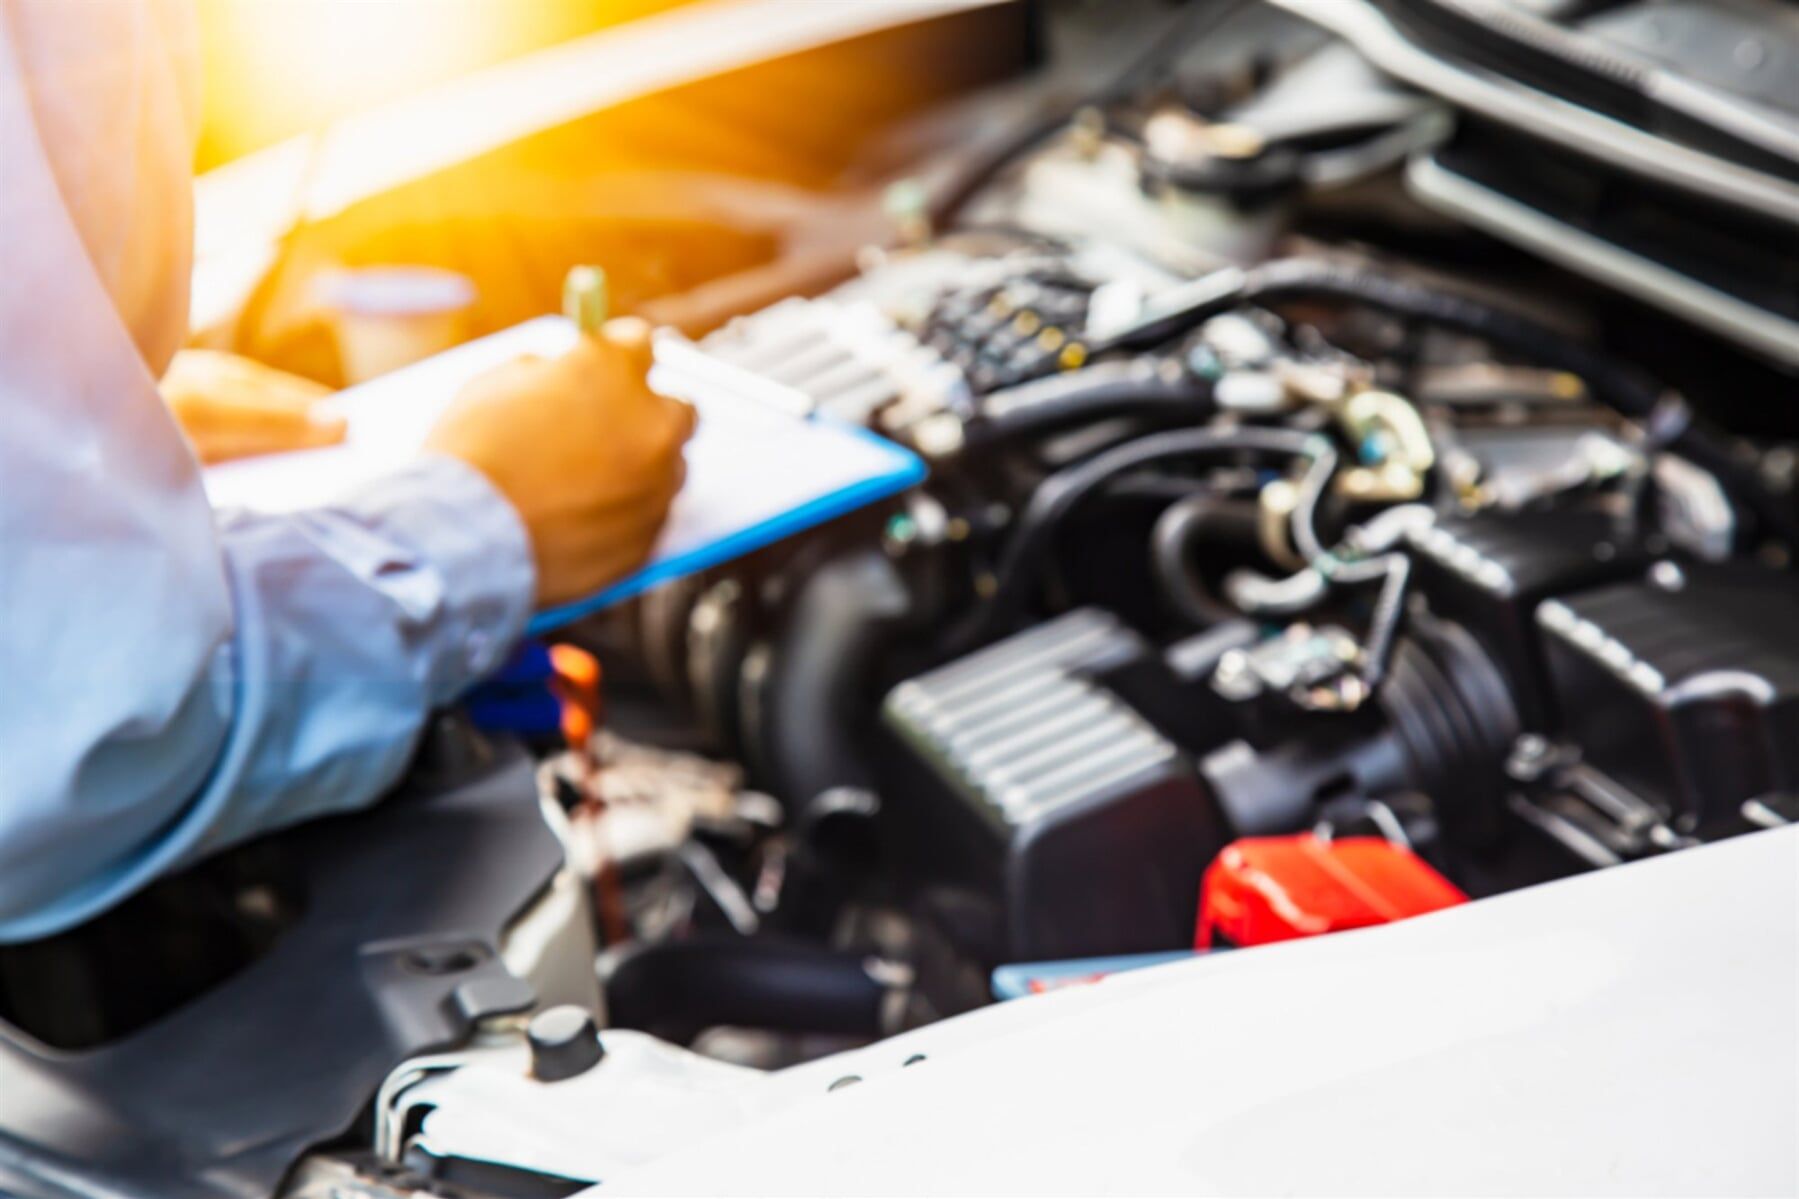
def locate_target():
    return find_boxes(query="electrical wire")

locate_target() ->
[1358,553,1411,692]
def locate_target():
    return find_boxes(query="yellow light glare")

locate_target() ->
[196,0,574,168]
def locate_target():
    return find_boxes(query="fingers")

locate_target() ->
[564,318,663,399]
[214,412,345,463]
[167,389,343,460]
[294,410,350,450]
[600,316,655,375]
[665,395,698,446]
[163,349,333,407]
[431,318,692,606]
[214,415,345,463]
[537,498,676,604]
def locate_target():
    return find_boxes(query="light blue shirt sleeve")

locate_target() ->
[0,0,537,941]
[0,455,536,943]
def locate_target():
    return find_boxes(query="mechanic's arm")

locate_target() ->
[0,320,688,942]
[0,0,689,941]
[202,321,694,868]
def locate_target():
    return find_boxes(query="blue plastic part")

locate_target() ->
[464,640,563,736]
[990,951,1204,1000]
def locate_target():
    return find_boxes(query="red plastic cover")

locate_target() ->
[1197,834,1467,948]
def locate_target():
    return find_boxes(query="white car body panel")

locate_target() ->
[593,827,1796,1196]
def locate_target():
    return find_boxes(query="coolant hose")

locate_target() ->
[604,936,905,1045]
[748,547,913,807]
[947,426,1323,652]
[1150,493,1258,626]
[967,359,1214,447]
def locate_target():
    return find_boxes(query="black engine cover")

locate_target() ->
[1539,564,1799,833]
[882,609,1227,963]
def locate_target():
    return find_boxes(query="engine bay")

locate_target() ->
[2,1,1795,1195]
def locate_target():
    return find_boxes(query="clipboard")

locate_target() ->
[203,317,928,634]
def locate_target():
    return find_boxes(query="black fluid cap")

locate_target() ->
[528,1005,605,1082]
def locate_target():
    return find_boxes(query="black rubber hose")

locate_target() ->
[1111,258,1799,545]
[948,426,1323,652]
[1247,264,1799,546]
[748,548,913,806]
[1114,259,1664,417]
[966,360,1215,448]
[604,936,898,1045]
[1244,260,1667,417]
[1150,493,1258,626]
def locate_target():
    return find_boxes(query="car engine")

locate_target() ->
[0,1,1794,1196]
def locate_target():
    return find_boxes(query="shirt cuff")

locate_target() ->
[333,454,536,703]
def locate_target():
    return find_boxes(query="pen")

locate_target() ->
[563,264,610,336]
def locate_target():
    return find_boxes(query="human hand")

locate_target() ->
[424,318,695,606]
[162,350,347,464]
